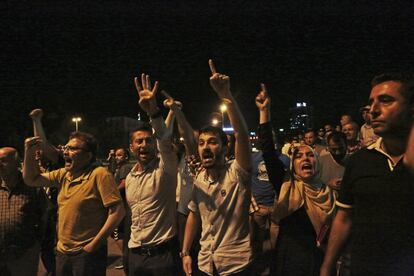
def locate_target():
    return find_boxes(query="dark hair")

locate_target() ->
[304,128,316,135]
[198,125,228,145]
[129,122,153,142]
[326,131,346,145]
[371,72,414,105]
[69,132,98,159]
[115,148,130,159]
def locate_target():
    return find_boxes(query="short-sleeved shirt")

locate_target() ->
[251,152,276,206]
[188,160,252,275]
[0,172,45,259]
[337,138,414,275]
[47,166,122,253]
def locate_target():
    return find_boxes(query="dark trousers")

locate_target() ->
[128,238,180,276]
[198,265,252,276]
[55,245,107,276]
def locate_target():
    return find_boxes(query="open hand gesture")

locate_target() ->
[255,83,270,110]
[134,73,159,116]
[209,59,232,99]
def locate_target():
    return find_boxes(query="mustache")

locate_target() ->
[202,150,214,158]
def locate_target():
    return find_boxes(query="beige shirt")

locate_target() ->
[319,150,345,185]
[188,160,252,275]
[47,166,122,253]
[126,117,178,248]
[360,123,379,147]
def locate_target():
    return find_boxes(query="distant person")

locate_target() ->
[359,105,378,146]
[340,114,353,128]
[319,131,348,191]
[342,121,362,155]
[324,124,334,139]
[304,129,325,154]
[0,147,46,276]
[24,132,125,276]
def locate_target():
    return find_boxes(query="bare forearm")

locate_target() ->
[321,209,353,275]
[182,211,200,252]
[172,105,196,156]
[23,146,49,187]
[87,203,125,251]
[225,96,251,171]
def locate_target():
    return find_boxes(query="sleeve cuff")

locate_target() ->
[335,201,353,209]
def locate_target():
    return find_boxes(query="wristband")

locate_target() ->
[179,251,190,258]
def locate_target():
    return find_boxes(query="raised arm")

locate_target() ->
[255,85,285,193]
[23,137,56,187]
[133,73,177,168]
[162,90,197,156]
[29,109,60,164]
[208,59,251,171]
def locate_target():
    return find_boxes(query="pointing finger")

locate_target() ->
[160,89,173,100]
[261,83,267,95]
[208,59,217,75]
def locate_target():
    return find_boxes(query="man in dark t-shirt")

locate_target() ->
[321,72,414,276]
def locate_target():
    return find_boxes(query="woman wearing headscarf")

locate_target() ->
[255,85,336,276]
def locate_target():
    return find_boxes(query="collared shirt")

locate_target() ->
[126,117,178,248]
[337,138,400,209]
[0,172,45,259]
[336,140,414,274]
[46,165,121,253]
[188,160,252,276]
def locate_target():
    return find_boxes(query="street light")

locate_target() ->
[220,103,227,129]
[211,119,219,126]
[72,117,82,132]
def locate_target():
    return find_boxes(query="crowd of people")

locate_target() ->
[1,60,414,276]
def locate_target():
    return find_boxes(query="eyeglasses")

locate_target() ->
[62,145,88,152]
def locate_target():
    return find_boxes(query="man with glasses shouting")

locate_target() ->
[23,131,125,276]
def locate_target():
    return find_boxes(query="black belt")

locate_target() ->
[131,237,177,256]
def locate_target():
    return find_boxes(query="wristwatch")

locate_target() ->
[179,251,190,258]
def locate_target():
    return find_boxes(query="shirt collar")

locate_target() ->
[367,138,400,170]
[130,157,158,176]
[64,164,96,183]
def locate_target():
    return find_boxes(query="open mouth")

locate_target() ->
[64,157,73,167]
[301,163,313,171]
[202,151,214,162]
[139,151,150,157]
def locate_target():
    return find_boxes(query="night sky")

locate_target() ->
[1,1,414,152]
